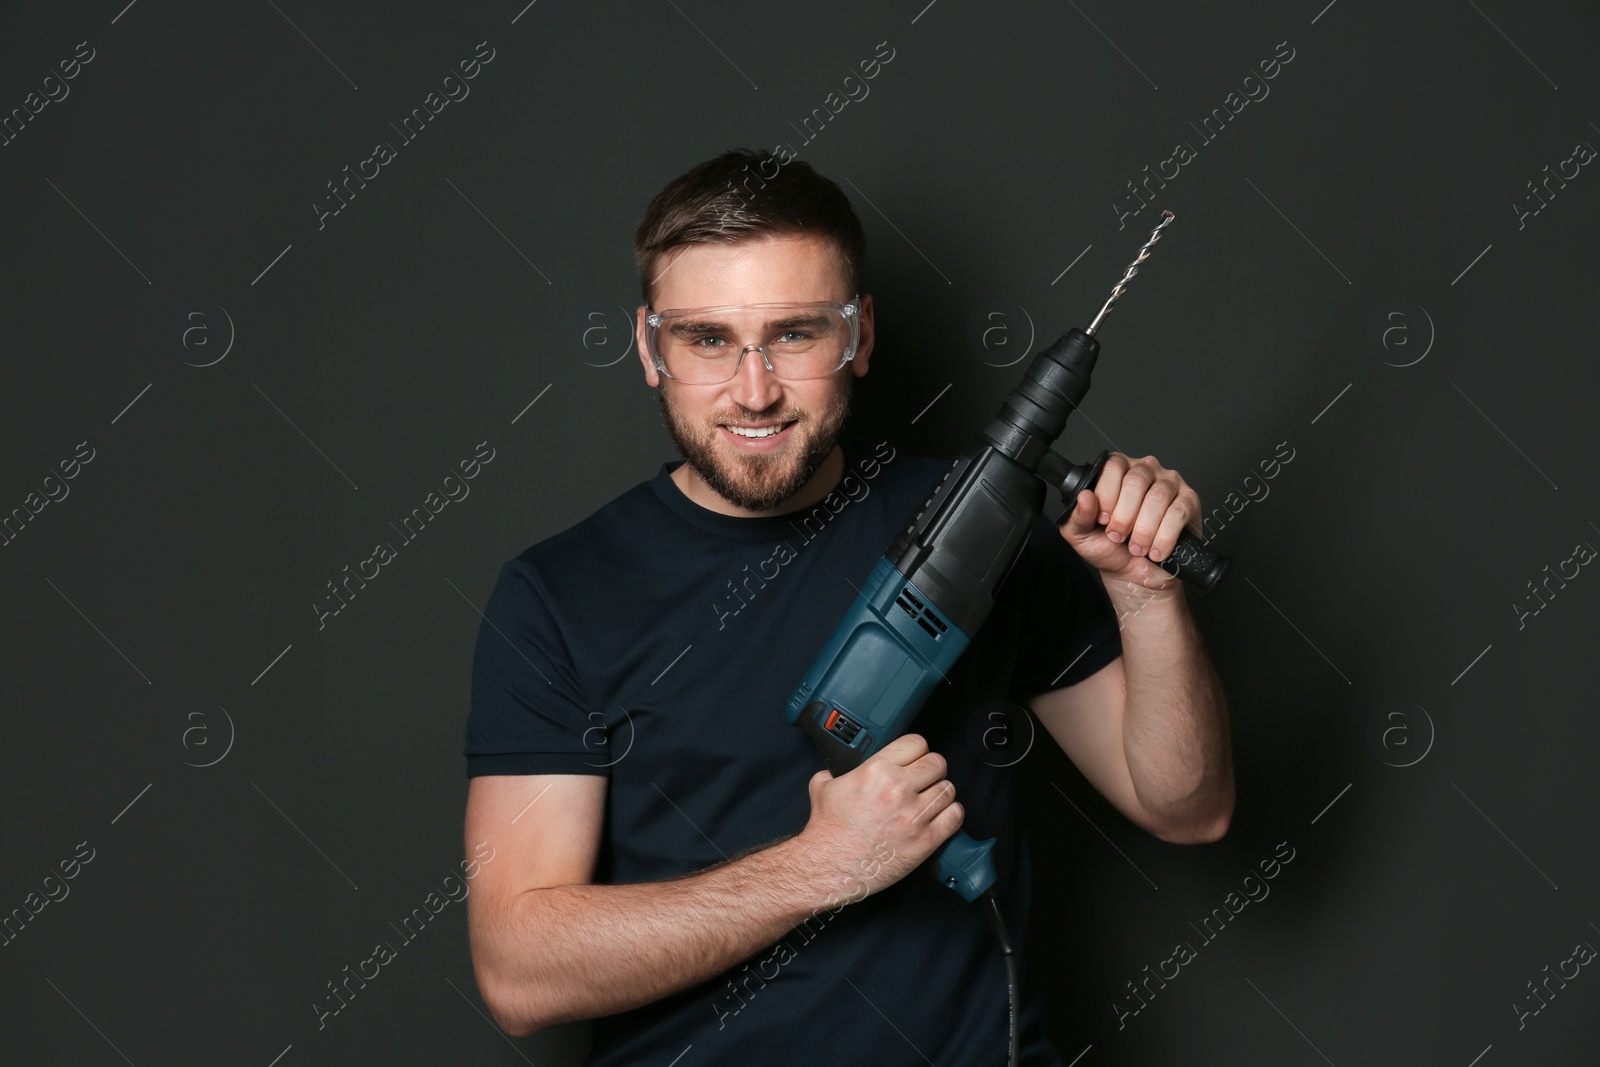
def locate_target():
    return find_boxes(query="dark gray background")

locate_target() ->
[2,0,1596,1063]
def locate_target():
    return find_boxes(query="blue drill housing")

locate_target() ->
[786,556,998,901]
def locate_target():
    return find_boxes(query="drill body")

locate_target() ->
[786,330,1102,902]
[785,215,1227,904]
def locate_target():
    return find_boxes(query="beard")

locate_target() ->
[656,375,853,514]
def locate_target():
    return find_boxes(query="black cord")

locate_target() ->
[981,889,1019,1067]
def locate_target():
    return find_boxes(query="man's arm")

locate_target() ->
[1029,457,1235,845]
[465,775,826,1036]
[465,735,964,1037]
[1029,579,1233,844]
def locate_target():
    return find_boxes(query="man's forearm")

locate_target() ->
[1103,575,1234,841]
[478,835,849,1035]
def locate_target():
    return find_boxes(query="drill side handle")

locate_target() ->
[1037,448,1230,595]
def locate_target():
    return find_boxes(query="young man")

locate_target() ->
[463,149,1233,1065]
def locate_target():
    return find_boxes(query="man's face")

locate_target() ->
[636,233,874,516]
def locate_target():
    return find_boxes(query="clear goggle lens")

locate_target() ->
[644,298,860,385]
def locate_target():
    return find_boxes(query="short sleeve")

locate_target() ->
[464,558,610,777]
[1007,513,1122,700]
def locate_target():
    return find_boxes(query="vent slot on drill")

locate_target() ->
[895,588,949,640]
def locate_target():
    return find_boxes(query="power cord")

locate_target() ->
[981,889,1019,1067]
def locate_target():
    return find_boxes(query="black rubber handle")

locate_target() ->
[1050,448,1230,595]
[1158,526,1230,594]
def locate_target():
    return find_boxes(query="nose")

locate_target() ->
[728,343,784,411]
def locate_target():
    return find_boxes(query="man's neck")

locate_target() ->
[671,444,845,519]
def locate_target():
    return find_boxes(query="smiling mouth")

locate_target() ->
[722,421,797,439]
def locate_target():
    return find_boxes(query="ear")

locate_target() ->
[636,305,661,388]
[850,293,875,377]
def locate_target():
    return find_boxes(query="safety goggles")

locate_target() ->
[643,297,861,385]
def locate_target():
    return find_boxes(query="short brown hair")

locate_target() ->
[633,148,867,308]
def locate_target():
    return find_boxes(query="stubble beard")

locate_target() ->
[656,376,853,514]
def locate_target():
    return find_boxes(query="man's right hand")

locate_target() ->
[796,733,964,899]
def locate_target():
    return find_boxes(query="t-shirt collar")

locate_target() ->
[648,435,867,543]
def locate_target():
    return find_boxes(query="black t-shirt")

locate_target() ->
[465,434,1123,1066]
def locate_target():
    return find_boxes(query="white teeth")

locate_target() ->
[726,423,788,438]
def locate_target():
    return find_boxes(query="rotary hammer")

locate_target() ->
[784,211,1229,904]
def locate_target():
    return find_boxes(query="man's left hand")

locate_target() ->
[1057,452,1201,591]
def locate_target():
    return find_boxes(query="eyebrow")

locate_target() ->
[667,311,833,337]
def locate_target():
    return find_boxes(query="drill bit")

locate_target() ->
[1085,209,1175,336]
